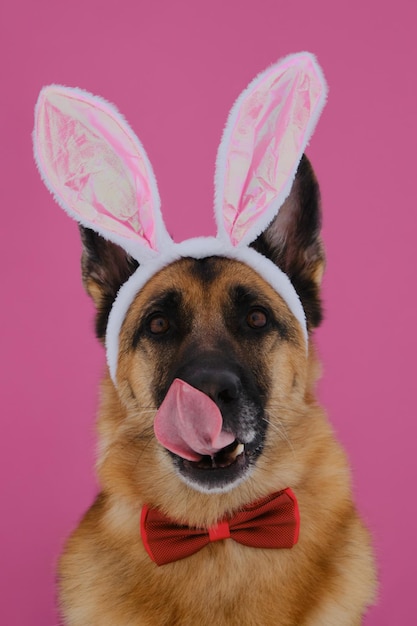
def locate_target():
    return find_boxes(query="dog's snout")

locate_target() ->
[183,369,241,406]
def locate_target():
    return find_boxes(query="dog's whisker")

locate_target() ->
[266,404,305,417]
[262,415,295,457]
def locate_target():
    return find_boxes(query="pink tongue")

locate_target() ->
[154,379,235,461]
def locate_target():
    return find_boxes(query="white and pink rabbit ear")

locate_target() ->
[214,52,327,247]
[33,85,172,262]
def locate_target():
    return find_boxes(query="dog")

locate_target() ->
[34,53,376,625]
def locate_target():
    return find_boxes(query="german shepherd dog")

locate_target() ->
[34,54,376,625]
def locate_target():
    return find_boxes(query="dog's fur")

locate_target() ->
[58,156,376,625]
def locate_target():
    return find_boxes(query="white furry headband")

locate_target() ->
[33,52,327,383]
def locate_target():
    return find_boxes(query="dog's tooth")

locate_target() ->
[230,443,244,460]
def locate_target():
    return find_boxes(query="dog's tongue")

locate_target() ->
[154,379,235,461]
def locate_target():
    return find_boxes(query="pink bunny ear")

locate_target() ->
[33,85,171,262]
[214,52,327,247]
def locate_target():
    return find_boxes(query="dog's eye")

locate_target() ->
[246,308,268,329]
[149,314,170,335]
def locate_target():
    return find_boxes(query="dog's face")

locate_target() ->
[117,256,304,494]
[80,155,325,519]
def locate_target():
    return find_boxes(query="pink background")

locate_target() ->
[1,1,415,624]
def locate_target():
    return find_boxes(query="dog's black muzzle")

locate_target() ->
[163,351,268,492]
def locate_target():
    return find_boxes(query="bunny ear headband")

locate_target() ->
[33,52,327,384]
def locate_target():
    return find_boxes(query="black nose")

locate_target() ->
[178,367,241,406]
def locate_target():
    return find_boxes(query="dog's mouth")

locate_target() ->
[173,438,263,492]
[185,439,245,470]
[154,379,264,492]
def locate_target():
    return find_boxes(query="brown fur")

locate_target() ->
[58,158,376,625]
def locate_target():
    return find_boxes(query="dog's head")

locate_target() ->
[34,52,327,519]
[81,153,324,502]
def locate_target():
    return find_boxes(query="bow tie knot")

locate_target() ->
[141,488,299,566]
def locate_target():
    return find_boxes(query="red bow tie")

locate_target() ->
[141,488,299,566]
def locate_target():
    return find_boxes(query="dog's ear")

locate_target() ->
[79,226,139,341]
[250,155,325,329]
